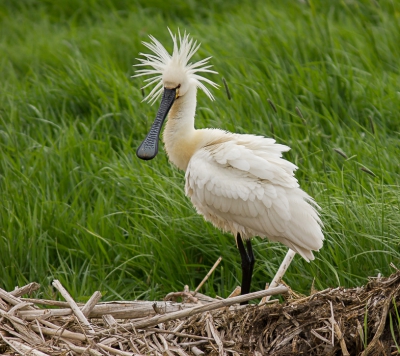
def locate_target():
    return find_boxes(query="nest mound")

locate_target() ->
[1,270,399,356]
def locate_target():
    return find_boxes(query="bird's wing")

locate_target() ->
[185,134,323,261]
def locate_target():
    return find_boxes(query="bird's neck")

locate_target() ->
[163,85,200,171]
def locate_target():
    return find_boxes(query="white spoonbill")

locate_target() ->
[134,30,324,302]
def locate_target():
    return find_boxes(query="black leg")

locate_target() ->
[246,239,255,285]
[236,233,256,305]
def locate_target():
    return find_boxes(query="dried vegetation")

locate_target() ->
[1,270,400,355]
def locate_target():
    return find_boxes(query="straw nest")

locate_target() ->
[1,267,400,356]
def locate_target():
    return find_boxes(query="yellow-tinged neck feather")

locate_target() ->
[162,84,227,171]
[163,84,217,171]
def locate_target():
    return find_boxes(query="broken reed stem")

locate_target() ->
[19,300,200,320]
[206,313,224,355]
[329,300,335,345]
[10,282,41,297]
[360,284,400,356]
[227,286,241,298]
[1,336,50,356]
[194,256,222,295]
[31,325,87,342]
[21,298,80,308]
[334,322,350,356]
[0,288,27,307]
[7,301,33,315]
[105,285,288,332]
[260,249,296,304]
[2,272,400,356]
[51,280,95,334]
[329,300,350,355]
[146,328,212,341]
[191,346,205,355]
[97,343,134,356]
[81,291,102,317]
[63,340,102,356]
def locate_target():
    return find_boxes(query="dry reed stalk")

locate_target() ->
[0,288,34,310]
[62,339,103,356]
[259,249,296,305]
[52,280,95,334]
[9,283,41,297]
[19,300,197,320]
[329,300,350,356]
[81,291,102,317]
[1,268,400,355]
[206,312,226,356]
[97,342,137,356]
[0,336,50,356]
[111,285,288,331]
[193,256,222,295]
[30,324,87,341]
[227,286,241,298]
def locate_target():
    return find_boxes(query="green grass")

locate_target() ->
[0,0,399,301]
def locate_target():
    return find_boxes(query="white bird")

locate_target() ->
[134,30,324,302]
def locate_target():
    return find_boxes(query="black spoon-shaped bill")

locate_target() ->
[136,88,176,160]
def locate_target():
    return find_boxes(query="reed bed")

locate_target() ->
[1,268,399,355]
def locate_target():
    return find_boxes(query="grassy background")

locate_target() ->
[0,0,399,302]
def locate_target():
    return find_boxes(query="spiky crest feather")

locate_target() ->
[133,29,218,104]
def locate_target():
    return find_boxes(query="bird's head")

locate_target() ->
[134,29,218,160]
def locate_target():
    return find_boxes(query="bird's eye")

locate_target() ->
[175,84,181,99]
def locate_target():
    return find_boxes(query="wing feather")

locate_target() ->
[185,134,324,261]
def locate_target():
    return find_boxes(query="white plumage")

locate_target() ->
[184,131,323,261]
[135,29,324,295]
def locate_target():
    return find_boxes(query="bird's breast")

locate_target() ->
[163,128,223,171]
[162,130,205,171]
